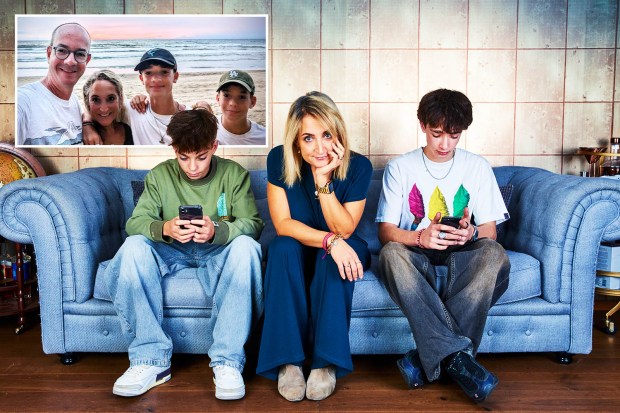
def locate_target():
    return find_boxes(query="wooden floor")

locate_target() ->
[0,301,618,412]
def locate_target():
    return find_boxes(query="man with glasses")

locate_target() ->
[17,22,91,145]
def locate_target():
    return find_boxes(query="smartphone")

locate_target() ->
[440,216,461,229]
[179,205,203,227]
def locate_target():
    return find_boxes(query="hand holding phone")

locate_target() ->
[440,216,461,229]
[179,205,203,228]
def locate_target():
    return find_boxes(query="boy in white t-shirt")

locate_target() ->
[212,70,266,146]
[375,89,510,403]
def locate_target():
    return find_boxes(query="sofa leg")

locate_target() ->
[60,352,78,365]
[555,352,573,364]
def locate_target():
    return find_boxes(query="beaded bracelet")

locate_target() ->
[321,232,335,259]
[416,228,426,249]
[82,121,96,127]
[327,234,343,255]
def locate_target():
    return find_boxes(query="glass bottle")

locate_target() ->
[601,137,620,177]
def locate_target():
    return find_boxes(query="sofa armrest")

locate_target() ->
[0,168,131,353]
[497,167,620,353]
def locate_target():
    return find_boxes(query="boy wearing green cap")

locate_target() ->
[211,69,266,146]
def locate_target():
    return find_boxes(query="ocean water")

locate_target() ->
[17,38,266,78]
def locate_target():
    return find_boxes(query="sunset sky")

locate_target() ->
[16,15,267,41]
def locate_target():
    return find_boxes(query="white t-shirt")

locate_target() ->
[17,81,83,146]
[124,100,173,145]
[216,114,266,146]
[376,148,509,230]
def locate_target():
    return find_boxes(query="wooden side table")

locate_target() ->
[0,143,46,334]
[595,270,620,335]
[0,241,39,334]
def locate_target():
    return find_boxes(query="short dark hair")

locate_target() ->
[417,89,473,133]
[167,109,218,154]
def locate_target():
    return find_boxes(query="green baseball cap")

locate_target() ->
[217,69,255,94]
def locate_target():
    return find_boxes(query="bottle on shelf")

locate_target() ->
[601,137,620,177]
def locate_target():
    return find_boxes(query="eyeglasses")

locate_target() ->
[52,46,89,63]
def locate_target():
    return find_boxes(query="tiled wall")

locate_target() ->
[0,0,619,175]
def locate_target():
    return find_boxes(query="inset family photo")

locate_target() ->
[15,14,268,147]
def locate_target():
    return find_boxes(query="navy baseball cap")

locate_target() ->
[134,48,177,72]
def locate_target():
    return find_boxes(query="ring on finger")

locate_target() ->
[438,231,446,240]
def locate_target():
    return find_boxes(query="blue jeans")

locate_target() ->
[378,238,510,381]
[102,234,263,372]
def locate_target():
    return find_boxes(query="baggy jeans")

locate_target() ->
[102,234,263,372]
[378,238,510,381]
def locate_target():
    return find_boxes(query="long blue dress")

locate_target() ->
[256,145,372,380]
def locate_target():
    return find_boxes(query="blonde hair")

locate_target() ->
[82,70,125,123]
[282,91,350,187]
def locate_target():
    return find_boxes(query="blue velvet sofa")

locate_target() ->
[0,166,619,365]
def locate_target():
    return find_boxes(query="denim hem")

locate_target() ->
[209,360,243,372]
[130,358,170,368]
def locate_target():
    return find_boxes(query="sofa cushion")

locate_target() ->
[351,249,541,316]
[93,260,212,309]
[131,180,145,206]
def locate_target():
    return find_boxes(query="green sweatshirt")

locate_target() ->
[127,156,264,245]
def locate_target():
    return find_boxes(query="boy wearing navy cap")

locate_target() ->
[83,47,184,145]
[128,48,183,145]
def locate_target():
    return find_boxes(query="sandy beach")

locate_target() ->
[17,70,266,126]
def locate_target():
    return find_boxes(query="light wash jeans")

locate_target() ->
[378,238,510,381]
[102,234,263,372]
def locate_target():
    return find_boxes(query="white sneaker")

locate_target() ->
[113,364,171,397]
[213,365,245,400]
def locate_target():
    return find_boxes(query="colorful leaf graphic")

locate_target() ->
[428,186,449,221]
[408,183,424,230]
[452,184,470,217]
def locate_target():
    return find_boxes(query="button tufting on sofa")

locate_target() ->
[0,166,617,362]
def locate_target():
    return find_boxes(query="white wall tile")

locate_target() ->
[563,102,612,153]
[514,103,563,155]
[321,50,369,102]
[79,156,128,169]
[370,103,418,155]
[516,50,565,102]
[127,156,174,170]
[567,0,618,48]
[271,103,290,147]
[322,0,369,49]
[514,155,562,173]
[272,0,320,49]
[370,0,418,49]
[565,49,615,102]
[467,50,516,102]
[467,103,515,155]
[272,50,321,102]
[223,0,271,14]
[518,0,568,48]
[419,0,468,49]
[418,50,467,99]
[613,102,620,138]
[338,103,369,155]
[370,50,418,102]
[468,0,517,49]
[37,156,78,175]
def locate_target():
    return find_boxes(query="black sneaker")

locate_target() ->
[396,349,425,389]
[444,351,498,402]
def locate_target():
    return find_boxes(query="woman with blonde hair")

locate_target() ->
[82,69,133,145]
[256,91,372,401]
